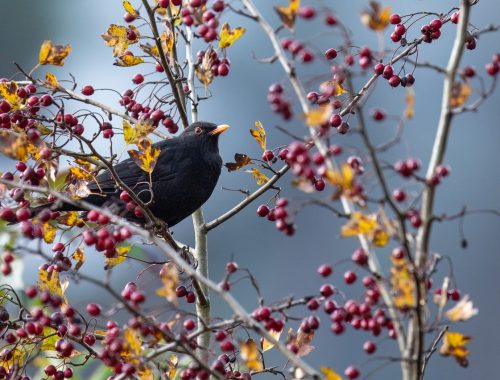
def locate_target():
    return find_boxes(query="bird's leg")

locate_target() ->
[152,219,180,251]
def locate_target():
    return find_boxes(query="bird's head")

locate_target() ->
[181,121,229,152]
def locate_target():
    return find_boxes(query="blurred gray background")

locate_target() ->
[1,0,499,379]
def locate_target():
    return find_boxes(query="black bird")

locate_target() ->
[37,121,229,226]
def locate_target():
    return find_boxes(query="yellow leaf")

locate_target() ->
[102,24,139,57]
[115,54,145,67]
[155,262,178,303]
[0,81,22,110]
[39,40,72,66]
[72,247,86,271]
[104,245,131,269]
[57,211,80,226]
[167,354,178,379]
[42,222,57,244]
[446,295,478,322]
[1,346,26,373]
[261,328,282,352]
[390,257,416,309]
[440,331,471,367]
[321,367,342,380]
[240,339,263,371]
[372,228,389,247]
[248,168,269,186]
[404,87,415,119]
[319,80,345,97]
[250,121,266,150]
[123,120,155,145]
[360,1,391,31]
[123,0,138,17]
[128,138,161,174]
[161,29,175,57]
[304,104,332,127]
[44,72,60,90]
[274,0,301,30]
[40,327,59,351]
[195,48,215,87]
[38,267,67,299]
[122,327,142,358]
[341,212,378,237]
[449,80,471,107]
[70,166,92,180]
[219,22,246,49]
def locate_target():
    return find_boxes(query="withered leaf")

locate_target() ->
[274,0,301,30]
[224,153,252,172]
[39,40,72,66]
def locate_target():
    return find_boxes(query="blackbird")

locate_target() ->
[35,121,229,227]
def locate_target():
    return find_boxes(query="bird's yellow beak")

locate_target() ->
[209,124,230,136]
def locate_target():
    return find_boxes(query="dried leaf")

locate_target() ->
[104,245,131,269]
[274,0,301,30]
[390,256,416,309]
[123,120,155,145]
[115,54,145,67]
[404,87,415,119]
[195,48,215,87]
[156,262,179,303]
[102,24,139,57]
[304,104,332,127]
[0,132,29,161]
[321,367,342,380]
[42,222,57,244]
[72,247,86,271]
[161,29,175,57]
[360,1,391,31]
[341,212,378,237]
[0,81,22,110]
[39,40,72,66]
[449,80,471,107]
[247,168,269,185]
[123,0,138,17]
[250,121,266,150]
[439,331,471,367]
[261,328,282,352]
[224,153,252,172]
[287,327,315,357]
[57,211,80,226]
[219,22,246,49]
[240,339,263,371]
[128,138,160,174]
[446,295,478,322]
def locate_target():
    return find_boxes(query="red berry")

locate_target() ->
[298,5,316,19]
[257,204,269,217]
[389,14,401,25]
[389,75,401,87]
[217,63,229,76]
[183,319,196,331]
[373,63,385,75]
[186,291,196,303]
[220,339,235,352]
[363,340,377,354]
[132,73,144,84]
[86,303,101,316]
[81,85,95,96]
[325,48,337,60]
[345,366,360,379]
[314,179,325,191]
[344,271,357,284]
[392,247,405,260]
[393,188,406,202]
[226,261,238,273]
[320,284,335,297]
[262,150,274,161]
[395,24,406,36]
[451,12,459,24]
[318,264,332,277]
[16,207,31,222]
[351,248,368,266]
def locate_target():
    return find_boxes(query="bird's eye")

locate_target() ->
[194,127,203,135]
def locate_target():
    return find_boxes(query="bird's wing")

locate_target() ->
[88,139,179,194]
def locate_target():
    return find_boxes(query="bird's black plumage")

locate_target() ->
[45,121,227,227]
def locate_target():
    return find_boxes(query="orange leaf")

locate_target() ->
[440,331,471,367]
[240,339,263,371]
[115,54,145,67]
[247,168,269,185]
[39,40,72,66]
[304,104,332,127]
[449,80,471,107]
[155,262,178,303]
[321,367,342,380]
[275,0,301,30]
[72,247,86,271]
[0,81,22,110]
[405,87,415,119]
[249,121,266,150]
[128,138,160,174]
[42,222,57,244]
[261,328,282,352]
[390,256,416,309]
[224,153,252,172]
[360,1,391,31]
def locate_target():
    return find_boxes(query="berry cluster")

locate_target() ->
[256,198,295,236]
[421,18,443,43]
[374,63,415,88]
[267,83,293,121]
[280,37,315,64]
